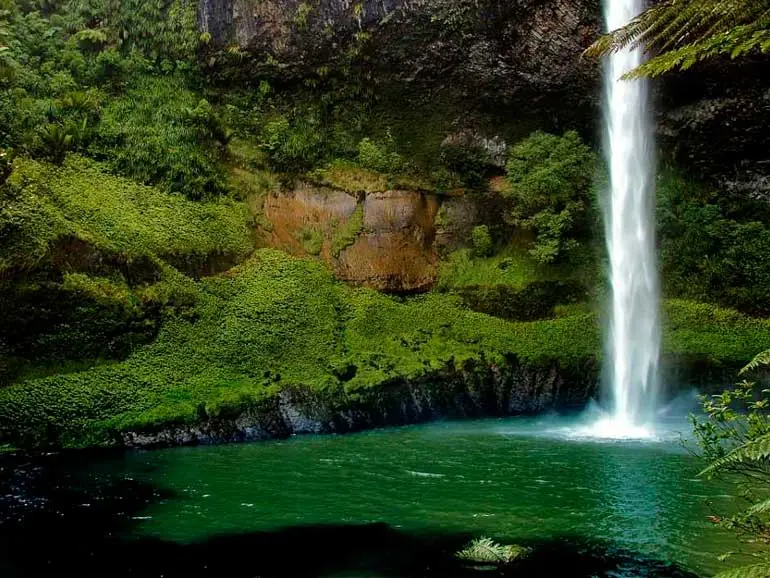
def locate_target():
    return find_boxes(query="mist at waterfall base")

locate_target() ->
[590,0,661,440]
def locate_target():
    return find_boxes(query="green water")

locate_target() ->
[77,415,742,576]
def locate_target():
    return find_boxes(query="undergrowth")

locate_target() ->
[1,250,768,449]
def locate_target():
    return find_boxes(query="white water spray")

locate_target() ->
[589,0,661,439]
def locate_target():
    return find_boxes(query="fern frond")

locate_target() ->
[586,0,770,77]
[701,433,770,476]
[740,349,770,376]
[456,537,529,564]
[715,562,770,578]
[747,497,770,515]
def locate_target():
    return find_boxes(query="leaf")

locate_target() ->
[715,562,770,578]
[740,349,770,375]
[701,433,770,475]
[748,498,770,515]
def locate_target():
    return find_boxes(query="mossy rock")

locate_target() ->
[457,281,587,321]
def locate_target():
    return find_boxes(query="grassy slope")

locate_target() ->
[1,248,769,449]
[1,156,254,274]
[0,156,256,383]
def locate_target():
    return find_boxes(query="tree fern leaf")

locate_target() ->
[701,433,770,476]
[740,349,770,376]
[747,497,770,515]
[715,562,770,578]
[587,0,770,77]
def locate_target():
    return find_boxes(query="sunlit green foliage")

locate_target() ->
[504,131,597,264]
[0,156,253,274]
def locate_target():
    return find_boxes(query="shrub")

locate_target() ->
[357,137,403,174]
[261,114,328,173]
[440,142,490,189]
[658,170,770,315]
[503,131,597,264]
[471,225,493,257]
[94,75,227,199]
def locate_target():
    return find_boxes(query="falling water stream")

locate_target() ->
[590,0,661,438]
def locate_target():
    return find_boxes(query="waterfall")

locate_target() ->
[595,0,661,438]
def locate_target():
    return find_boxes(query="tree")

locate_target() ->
[586,0,770,78]
[502,131,597,264]
[692,350,770,578]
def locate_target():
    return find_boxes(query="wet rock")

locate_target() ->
[434,195,480,254]
[337,190,440,292]
[119,356,601,448]
[441,130,508,169]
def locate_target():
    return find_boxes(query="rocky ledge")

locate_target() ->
[120,356,599,448]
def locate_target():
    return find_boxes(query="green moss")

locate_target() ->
[1,155,254,274]
[311,160,434,194]
[295,227,324,255]
[436,248,540,290]
[311,160,389,193]
[1,250,766,449]
[331,204,364,257]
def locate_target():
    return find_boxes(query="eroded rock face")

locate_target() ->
[203,0,769,197]
[337,191,439,292]
[119,356,600,448]
[200,0,601,119]
[658,57,770,197]
[260,183,476,292]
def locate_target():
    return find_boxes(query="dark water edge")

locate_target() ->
[0,411,734,578]
[0,451,701,578]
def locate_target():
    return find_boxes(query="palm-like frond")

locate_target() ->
[740,349,770,376]
[586,0,770,78]
[715,562,770,578]
[701,433,770,476]
[748,497,770,515]
[456,537,529,564]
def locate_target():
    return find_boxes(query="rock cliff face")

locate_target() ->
[120,356,600,448]
[201,0,769,196]
[201,0,602,125]
[260,184,477,292]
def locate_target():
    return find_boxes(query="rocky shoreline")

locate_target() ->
[119,357,600,448]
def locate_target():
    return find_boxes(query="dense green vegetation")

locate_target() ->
[0,155,253,381]
[2,245,769,449]
[658,170,770,315]
[502,131,598,264]
[692,354,770,578]
[1,156,253,274]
